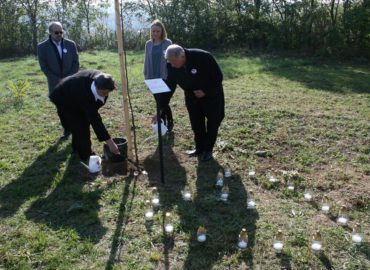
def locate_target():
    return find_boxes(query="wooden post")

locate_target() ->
[114,0,133,161]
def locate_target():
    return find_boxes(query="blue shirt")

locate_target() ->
[151,44,162,78]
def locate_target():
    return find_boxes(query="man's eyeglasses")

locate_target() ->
[54,31,63,35]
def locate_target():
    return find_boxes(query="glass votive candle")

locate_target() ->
[182,187,192,201]
[304,188,313,202]
[337,205,348,226]
[321,195,330,214]
[216,169,224,187]
[144,200,154,221]
[311,230,322,253]
[151,187,160,207]
[351,223,363,245]
[224,166,232,178]
[273,229,284,254]
[287,181,295,191]
[197,226,207,242]
[220,186,229,202]
[164,212,174,234]
[238,228,248,250]
[246,190,256,209]
[248,167,256,178]
[268,173,278,183]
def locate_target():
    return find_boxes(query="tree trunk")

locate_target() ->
[330,0,340,26]
[21,0,39,55]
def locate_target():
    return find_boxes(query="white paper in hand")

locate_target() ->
[145,79,171,94]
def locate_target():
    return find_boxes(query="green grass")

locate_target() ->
[0,50,369,269]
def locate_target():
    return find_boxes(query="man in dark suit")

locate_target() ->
[50,70,120,162]
[37,21,79,139]
[164,44,225,162]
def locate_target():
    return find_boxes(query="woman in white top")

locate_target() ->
[143,19,174,131]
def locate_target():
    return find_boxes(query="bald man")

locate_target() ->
[164,44,225,162]
[37,21,79,139]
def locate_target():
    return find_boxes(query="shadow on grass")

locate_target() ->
[105,176,136,270]
[219,53,370,94]
[359,242,370,261]
[261,57,370,94]
[278,252,292,270]
[143,133,187,270]
[0,141,67,218]
[143,134,260,269]
[182,159,259,270]
[316,252,333,270]
[25,151,106,243]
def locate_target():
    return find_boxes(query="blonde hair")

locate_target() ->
[150,19,167,41]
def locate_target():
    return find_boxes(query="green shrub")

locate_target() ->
[7,79,30,108]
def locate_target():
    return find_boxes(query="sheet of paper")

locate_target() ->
[144,78,171,94]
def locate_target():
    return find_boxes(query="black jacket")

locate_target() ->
[50,70,110,142]
[166,48,223,100]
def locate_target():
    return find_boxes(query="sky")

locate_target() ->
[106,0,147,30]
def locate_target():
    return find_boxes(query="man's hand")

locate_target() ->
[193,90,206,98]
[151,114,157,124]
[106,138,120,155]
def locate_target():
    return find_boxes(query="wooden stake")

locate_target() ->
[114,0,133,161]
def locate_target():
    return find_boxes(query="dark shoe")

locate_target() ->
[167,120,174,132]
[201,152,213,162]
[185,149,202,157]
[60,130,70,140]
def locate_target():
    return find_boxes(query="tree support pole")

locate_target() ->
[114,0,133,162]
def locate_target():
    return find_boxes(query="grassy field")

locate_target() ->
[0,50,369,270]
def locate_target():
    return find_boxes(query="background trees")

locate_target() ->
[0,0,369,58]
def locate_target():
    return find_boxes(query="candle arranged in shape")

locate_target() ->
[246,190,256,209]
[182,187,192,201]
[351,223,363,245]
[220,186,229,202]
[197,226,207,242]
[248,167,256,178]
[268,173,278,183]
[238,228,248,249]
[164,212,174,234]
[224,165,232,178]
[151,187,160,207]
[144,200,154,221]
[337,205,348,226]
[311,230,322,252]
[287,180,295,191]
[216,170,224,187]
[273,229,284,253]
[321,195,330,214]
[304,188,313,202]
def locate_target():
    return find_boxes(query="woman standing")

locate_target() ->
[144,19,174,131]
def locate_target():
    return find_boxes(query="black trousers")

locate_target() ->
[154,89,175,126]
[185,91,225,152]
[56,106,93,161]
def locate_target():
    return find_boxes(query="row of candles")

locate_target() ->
[144,167,365,252]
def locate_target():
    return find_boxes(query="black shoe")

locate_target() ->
[167,121,174,132]
[60,130,70,140]
[185,149,202,157]
[201,152,213,162]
